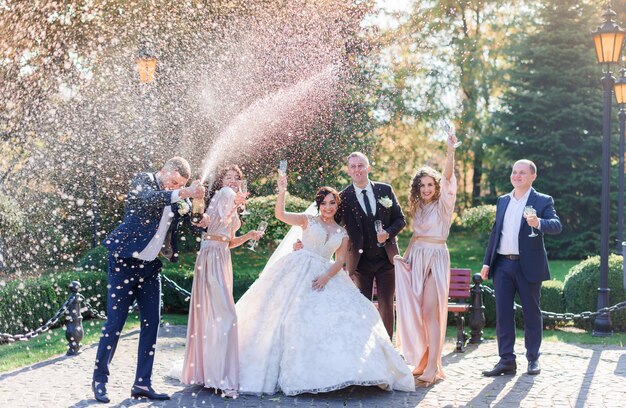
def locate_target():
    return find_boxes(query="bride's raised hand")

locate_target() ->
[312,273,330,291]
[277,172,288,193]
[234,191,247,206]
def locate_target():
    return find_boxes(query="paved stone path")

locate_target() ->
[1,325,625,407]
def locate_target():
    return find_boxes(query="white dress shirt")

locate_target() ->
[136,174,181,261]
[353,181,376,217]
[497,188,532,256]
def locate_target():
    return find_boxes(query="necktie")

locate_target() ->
[362,189,374,218]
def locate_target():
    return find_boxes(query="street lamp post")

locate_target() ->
[591,6,624,336]
[135,46,157,169]
[614,68,626,254]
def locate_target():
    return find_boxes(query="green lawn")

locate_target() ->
[444,326,626,347]
[0,313,188,373]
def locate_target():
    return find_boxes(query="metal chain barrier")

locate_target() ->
[161,273,191,300]
[0,294,74,343]
[80,295,108,320]
[481,285,626,322]
[0,273,192,343]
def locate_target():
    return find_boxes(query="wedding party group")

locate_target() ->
[90,130,562,403]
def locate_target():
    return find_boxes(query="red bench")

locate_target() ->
[372,267,472,352]
[448,268,472,352]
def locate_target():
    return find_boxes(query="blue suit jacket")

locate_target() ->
[103,172,184,262]
[483,188,562,283]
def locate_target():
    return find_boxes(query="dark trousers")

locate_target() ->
[354,247,395,339]
[93,255,162,386]
[493,257,542,363]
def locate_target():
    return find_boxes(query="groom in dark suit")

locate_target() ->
[481,159,561,377]
[338,152,405,339]
[91,157,205,403]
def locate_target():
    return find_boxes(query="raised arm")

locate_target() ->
[442,129,458,181]
[312,236,349,291]
[275,172,308,228]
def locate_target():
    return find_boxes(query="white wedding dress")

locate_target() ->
[236,215,415,395]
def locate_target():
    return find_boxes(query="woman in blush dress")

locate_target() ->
[179,165,263,399]
[394,130,458,385]
[234,174,415,396]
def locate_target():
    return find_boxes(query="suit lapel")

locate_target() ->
[372,182,383,216]
[519,188,538,235]
[497,195,511,231]
[150,172,161,190]
[345,185,363,230]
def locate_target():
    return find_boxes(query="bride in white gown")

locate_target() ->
[235,175,415,396]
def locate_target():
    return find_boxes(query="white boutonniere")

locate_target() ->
[177,200,191,216]
[378,196,393,209]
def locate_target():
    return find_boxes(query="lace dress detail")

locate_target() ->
[236,216,414,395]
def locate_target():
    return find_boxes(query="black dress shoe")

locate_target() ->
[527,360,541,375]
[130,385,171,400]
[482,361,517,377]
[92,381,110,403]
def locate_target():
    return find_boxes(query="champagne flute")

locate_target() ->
[374,220,386,248]
[524,205,538,237]
[238,179,251,216]
[442,121,462,148]
[278,160,287,177]
[248,221,268,252]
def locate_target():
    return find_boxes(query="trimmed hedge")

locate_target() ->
[460,204,496,234]
[564,254,626,332]
[0,270,108,334]
[239,193,310,249]
[0,257,261,335]
[473,278,565,329]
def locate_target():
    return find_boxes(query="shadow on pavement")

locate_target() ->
[493,374,536,407]
[574,348,601,408]
[462,373,516,407]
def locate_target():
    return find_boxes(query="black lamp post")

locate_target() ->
[135,46,157,168]
[591,6,624,336]
[614,68,626,255]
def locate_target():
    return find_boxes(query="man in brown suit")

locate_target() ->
[338,152,406,338]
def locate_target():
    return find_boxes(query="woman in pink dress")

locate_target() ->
[394,131,458,385]
[180,165,263,398]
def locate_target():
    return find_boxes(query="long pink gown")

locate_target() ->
[394,174,456,382]
[181,187,241,390]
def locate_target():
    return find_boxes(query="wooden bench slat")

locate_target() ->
[448,304,470,313]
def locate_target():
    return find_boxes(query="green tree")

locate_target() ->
[0,0,379,274]
[370,1,531,209]
[491,0,604,258]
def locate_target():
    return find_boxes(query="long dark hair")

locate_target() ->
[207,164,244,204]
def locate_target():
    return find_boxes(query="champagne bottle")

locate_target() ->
[191,198,205,224]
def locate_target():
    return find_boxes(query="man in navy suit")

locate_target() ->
[92,157,205,403]
[481,159,562,377]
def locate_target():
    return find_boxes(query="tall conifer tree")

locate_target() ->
[492,0,606,258]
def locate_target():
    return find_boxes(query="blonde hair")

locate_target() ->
[346,151,370,166]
